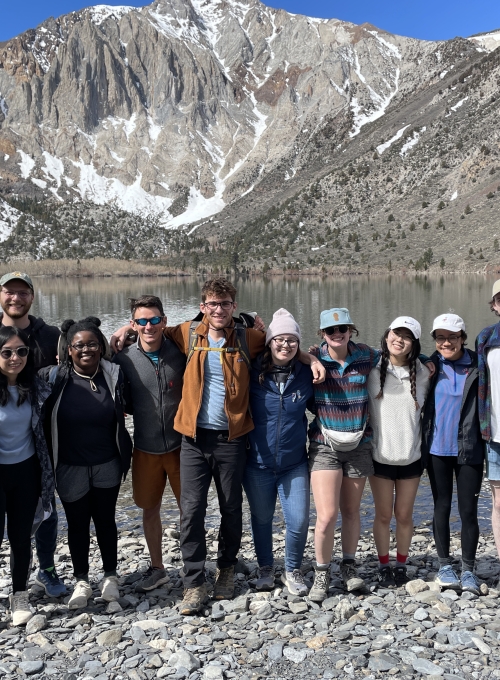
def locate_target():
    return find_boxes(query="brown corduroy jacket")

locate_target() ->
[164,317,266,440]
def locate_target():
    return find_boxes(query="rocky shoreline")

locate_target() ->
[2,492,500,680]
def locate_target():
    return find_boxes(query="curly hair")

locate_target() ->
[0,326,35,406]
[489,298,500,317]
[201,278,237,302]
[258,346,273,384]
[376,329,422,409]
[59,316,107,366]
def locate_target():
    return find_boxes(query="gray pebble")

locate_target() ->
[19,660,45,675]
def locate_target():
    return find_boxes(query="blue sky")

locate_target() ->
[2,0,500,42]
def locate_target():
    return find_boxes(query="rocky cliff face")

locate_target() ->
[0,0,476,225]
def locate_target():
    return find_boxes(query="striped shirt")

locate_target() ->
[309,341,380,445]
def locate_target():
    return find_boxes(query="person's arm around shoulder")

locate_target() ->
[163,323,190,355]
[299,350,325,384]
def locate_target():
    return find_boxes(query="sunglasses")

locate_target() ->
[323,325,349,335]
[133,316,163,326]
[0,346,30,359]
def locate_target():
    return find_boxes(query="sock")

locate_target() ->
[461,559,475,574]
[316,563,330,570]
[43,566,55,573]
[104,570,117,578]
[438,557,451,568]
[378,554,390,568]
[75,573,90,583]
[396,552,407,566]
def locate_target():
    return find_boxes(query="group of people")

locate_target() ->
[1,273,500,627]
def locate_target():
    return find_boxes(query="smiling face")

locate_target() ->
[200,295,237,330]
[68,330,101,374]
[322,325,352,353]
[0,336,29,385]
[387,327,415,360]
[434,329,465,361]
[0,280,34,322]
[270,335,299,366]
[131,306,166,351]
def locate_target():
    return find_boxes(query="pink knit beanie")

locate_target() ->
[266,308,301,344]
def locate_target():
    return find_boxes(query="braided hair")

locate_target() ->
[59,316,107,366]
[376,329,422,409]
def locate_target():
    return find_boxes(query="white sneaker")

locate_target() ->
[255,565,275,591]
[281,569,309,596]
[10,591,33,626]
[68,580,92,609]
[100,575,120,602]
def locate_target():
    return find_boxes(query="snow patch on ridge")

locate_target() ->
[89,5,134,26]
[400,127,426,156]
[376,126,409,155]
[0,199,21,242]
[17,151,35,179]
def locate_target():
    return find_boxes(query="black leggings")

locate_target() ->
[61,484,120,577]
[0,455,40,592]
[427,455,483,564]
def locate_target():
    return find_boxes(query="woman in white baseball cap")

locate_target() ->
[421,313,483,595]
[367,316,431,588]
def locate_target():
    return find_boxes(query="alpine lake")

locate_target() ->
[33,274,499,535]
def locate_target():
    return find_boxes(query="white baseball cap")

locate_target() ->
[431,313,466,334]
[389,316,421,340]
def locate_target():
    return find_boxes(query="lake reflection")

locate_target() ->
[33,274,497,533]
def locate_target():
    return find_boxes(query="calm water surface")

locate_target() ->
[32,275,497,534]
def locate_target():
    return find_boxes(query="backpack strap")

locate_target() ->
[185,321,251,370]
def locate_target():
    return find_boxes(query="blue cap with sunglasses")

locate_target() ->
[320,308,354,330]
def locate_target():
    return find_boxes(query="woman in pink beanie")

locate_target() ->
[244,309,315,597]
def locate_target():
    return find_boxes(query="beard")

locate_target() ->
[0,300,32,320]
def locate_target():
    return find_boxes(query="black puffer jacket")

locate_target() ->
[31,377,56,512]
[421,349,485,466]
[39,360,132,477]
[0,313,59,369]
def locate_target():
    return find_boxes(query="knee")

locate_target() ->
[315,515,336,534]
[374,509,393,526]
[143,503,161,522]
[340,506,359,523]
[394,508,413,526]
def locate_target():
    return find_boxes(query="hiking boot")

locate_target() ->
[340,562,365,592]
[281,569,309,596]
[135,564,169,592]
[214,566,235,600]
[68,580,92,609]
[255,565,275,591]
[100,575,120,602]
[460,571,481,596]
[435,565,460,590]
[180,583,209,615]
[35,568,67,598]
[393,565,409,587]
[10,591,32,626]
[309,565,331,602]
[377,566,396,588]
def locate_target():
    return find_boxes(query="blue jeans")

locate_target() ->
[35,495,58,570]
[243,462,310,572]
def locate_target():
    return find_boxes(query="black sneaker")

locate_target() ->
[377,566,396,588]
[393,565,409,587]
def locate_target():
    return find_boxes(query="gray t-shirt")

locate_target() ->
[0,386,35,464]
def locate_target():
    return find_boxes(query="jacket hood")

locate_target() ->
[29,315,49,331]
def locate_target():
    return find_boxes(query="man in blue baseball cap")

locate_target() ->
[0,272,66,598]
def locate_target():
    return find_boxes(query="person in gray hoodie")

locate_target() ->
[113,295,185,592]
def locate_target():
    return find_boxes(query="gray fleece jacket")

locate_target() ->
[113,337,185,454]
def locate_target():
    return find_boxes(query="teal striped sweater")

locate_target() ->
[309,341,380,445]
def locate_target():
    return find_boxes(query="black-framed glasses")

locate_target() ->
[202,301,234,310]
[435,335,461,343]
[70,342,100,352]
[273,337,299,347]
[0,346,30,359]
[133,316,163,326]
[323,325,349,335]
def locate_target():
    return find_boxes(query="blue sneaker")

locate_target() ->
[435,565,461,590]
[35,569,67,597]
[460,571,481,596]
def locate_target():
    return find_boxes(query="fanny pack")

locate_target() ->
[318,419,366,452]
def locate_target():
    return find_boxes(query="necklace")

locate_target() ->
[72,366,99,391]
